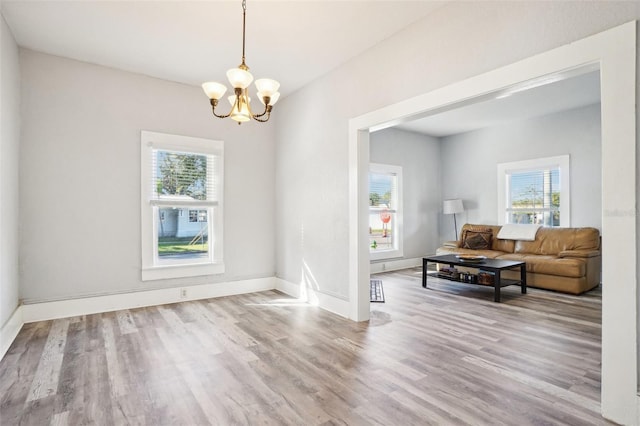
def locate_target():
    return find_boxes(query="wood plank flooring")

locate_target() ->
[0,268,612,425]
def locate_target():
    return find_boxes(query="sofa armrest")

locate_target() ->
[558,249,600,258]
[442,240,460,248]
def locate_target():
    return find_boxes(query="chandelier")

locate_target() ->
[202,0,280,124]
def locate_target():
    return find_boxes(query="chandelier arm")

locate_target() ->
[252,112,271,123]
[212,109,232,119]
[253,100,273,121]
[210,99,231,119]
[252,109,268,119]
[252,105,272,122]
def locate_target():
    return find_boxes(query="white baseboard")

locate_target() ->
[21,277,276,323]
[370,257,422,273]
[275,278,350,318]
[0,305,23,360]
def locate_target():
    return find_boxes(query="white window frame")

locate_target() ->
[369,163,403,260]
[497,155,570,227]
[141,131,224,281]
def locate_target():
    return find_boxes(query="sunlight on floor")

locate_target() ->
[247,258,323,307]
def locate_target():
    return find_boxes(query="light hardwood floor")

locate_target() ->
[1,268,611,425]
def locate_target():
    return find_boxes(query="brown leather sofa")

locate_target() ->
[436,223,601,294]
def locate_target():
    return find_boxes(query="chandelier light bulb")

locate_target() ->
[228,94,252,122]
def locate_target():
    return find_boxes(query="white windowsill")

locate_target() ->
[141,262,225,281]
[370,248,403,261]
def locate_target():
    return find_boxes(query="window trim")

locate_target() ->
[497,155,570,227]
[140,131,224,281]
[369,162,403,260]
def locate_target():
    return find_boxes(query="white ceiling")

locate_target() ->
[2,1,601,136]
[395,70,601,137]
[1,0,444,97]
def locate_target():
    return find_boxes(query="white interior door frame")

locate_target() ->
[348,21,637,425]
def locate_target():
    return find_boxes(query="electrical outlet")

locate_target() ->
[180,288,187,298]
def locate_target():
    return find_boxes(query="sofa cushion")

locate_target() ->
[461,228,493,250]
[493,237,516,254]
[514,227,600,255]
[496,253,586,278]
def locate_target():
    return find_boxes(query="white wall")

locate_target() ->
[19,50,276,303]
[0,15,21,326]
[274,80,351,300]
[274,1,636,300]
[438,103,602,240]
[370,127,440,259]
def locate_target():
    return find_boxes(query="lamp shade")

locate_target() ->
[258,91,280,106]
[443,199,464,215]
[226,67,254,89]
[255,78,280,96]
[202,82,227,100]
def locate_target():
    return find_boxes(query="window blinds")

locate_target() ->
[507,168,559,208]
[148,148,219,207]
[369,171,397,211]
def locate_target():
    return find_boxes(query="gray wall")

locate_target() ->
[274,1,634,300]
[0,16,21,326]
[19,50,276,303]
[438,103,602,241]
[370,128,440,259]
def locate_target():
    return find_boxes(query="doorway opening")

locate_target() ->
[349,22,636,424]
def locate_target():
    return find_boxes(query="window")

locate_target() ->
[369,163,403,260]
[141,131,224,280]
[497,155,570,227]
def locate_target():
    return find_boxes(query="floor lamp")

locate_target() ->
[443,199,464,240]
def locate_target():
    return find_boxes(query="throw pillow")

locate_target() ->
[461,229,493,250]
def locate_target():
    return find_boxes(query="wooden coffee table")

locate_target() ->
[422,254,526,302]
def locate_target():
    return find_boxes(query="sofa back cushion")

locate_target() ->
[514,227,600,255]
[493,232,516,253]
[459,224,515,253]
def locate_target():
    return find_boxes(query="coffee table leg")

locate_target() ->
[521,264,527,294]
[422,258,428,288]
[494,270,501,302]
